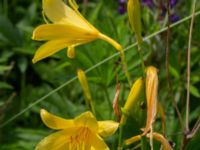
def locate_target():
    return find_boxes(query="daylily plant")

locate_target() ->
[35,109,119,150]
[32,0,122,63]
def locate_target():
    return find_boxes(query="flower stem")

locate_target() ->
[120,51,132,87]
[89,98,96,115]
[186,0,196,132]
[137,43,146,77]
[103,86,112,117]
[99,33,132,87]
[118,124,124,150]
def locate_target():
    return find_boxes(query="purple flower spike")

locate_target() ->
[171,14,180,22]
[170,0,177,8]
[119,0,127,4]
[118,5,126,14]
[142,0,154,8]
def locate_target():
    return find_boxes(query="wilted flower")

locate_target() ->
[32,0,122,63]
[142,66,158,135]
[35,109,119,150]
[125,132,172,150]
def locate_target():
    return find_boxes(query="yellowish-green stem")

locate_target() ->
[137,43,146,77]
[99,33,132,87]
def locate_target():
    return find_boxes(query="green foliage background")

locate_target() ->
[0,0,200,149]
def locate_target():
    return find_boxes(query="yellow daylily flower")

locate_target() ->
[32,0,122,63]
[35,109,119,150]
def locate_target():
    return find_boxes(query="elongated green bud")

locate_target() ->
[127,0,142,44]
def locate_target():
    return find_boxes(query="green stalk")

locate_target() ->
[118,124,124,150]
[137,43,146,76]
[120,51,132,87]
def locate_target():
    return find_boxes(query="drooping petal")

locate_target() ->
[74,111,98,133]
[142,66,158,135]
[125,135,141,145]
[35,128,76,150]
[32,39,71,63]
[40,109,74,130]
[32,24,98,41]
[90,133,109,150]
[98,121,119,137]
[147,132,172,150]
[42,0,91,31]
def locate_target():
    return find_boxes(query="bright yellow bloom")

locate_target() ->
[35,109,119,150]
[32,0,122,63]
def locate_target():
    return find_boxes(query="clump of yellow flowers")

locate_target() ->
[36,109,119,150]
[31,0,172,149]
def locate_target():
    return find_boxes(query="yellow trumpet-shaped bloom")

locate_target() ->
[32,0,122,63]
[35,109,119,150]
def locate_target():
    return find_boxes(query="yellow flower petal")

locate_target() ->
[90,133,109,150]
[74,111,98,133]
[32,0,122,64]
[32,24,98,41]
[40,109,74,130]
[42,0,91,30]
[98,121,119,137]
[35,128,76,150]
[32,39,70,63]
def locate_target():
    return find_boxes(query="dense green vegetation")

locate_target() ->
[0,0,200,149]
